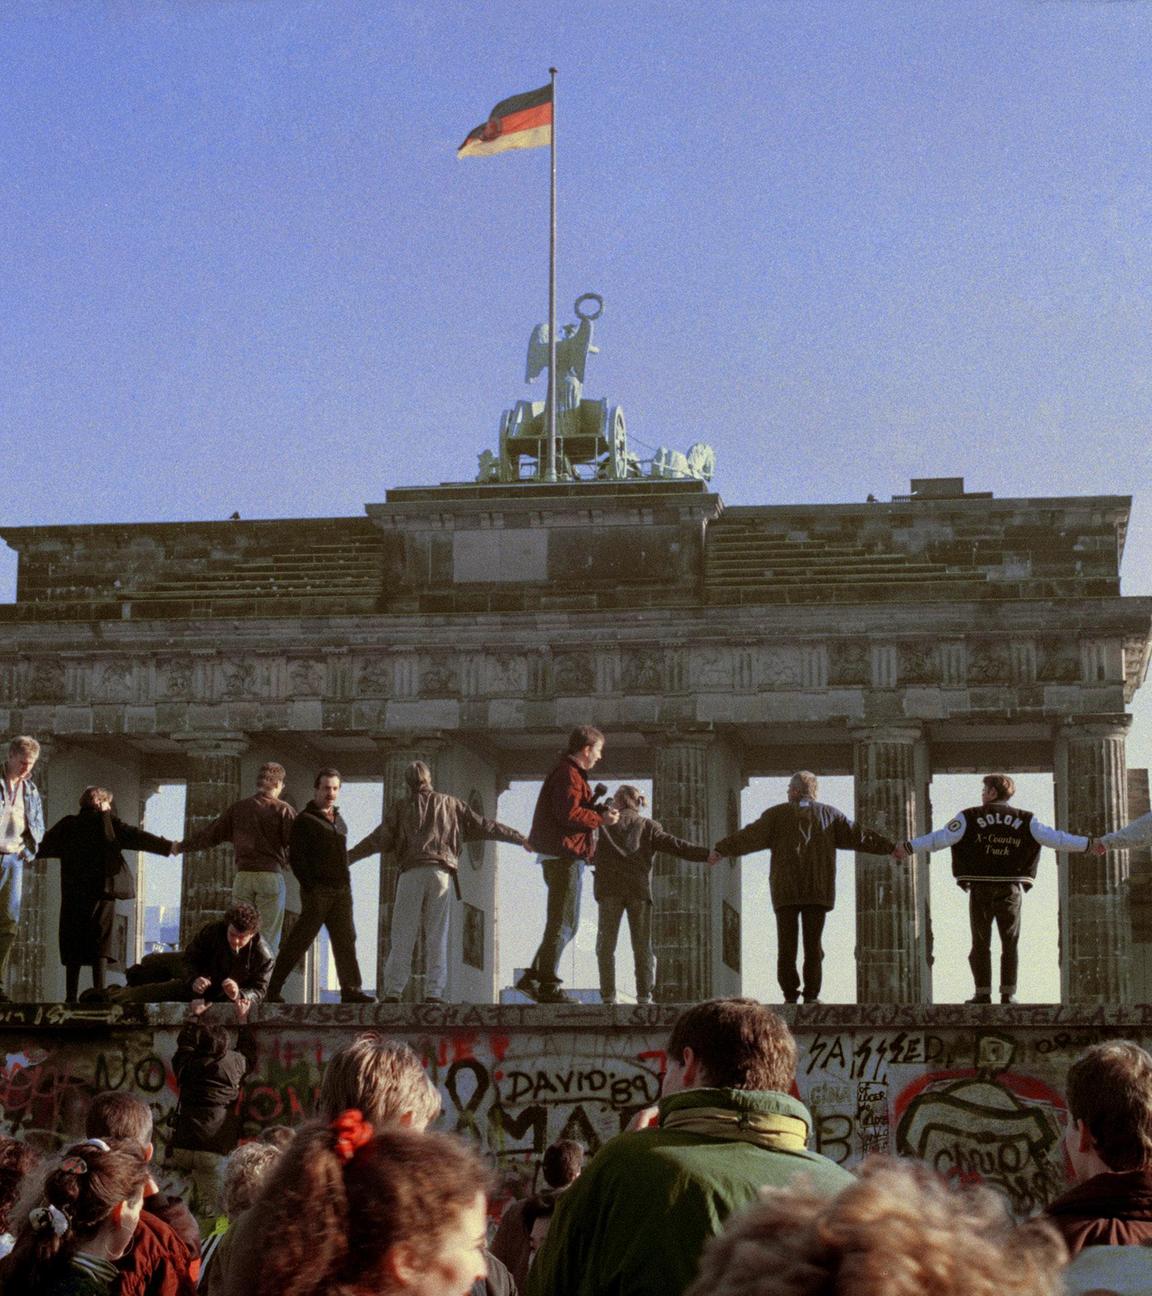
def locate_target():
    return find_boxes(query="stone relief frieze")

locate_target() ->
[829,642,868,686]
[553,652,594,696]
[288,660,324,696]
[96,661,135,702]
[357,659,391,697]
[898,642,935,685]
[485,654,527,696]
[690,648,732,691]
[968,643,1011,685]
[220,658,261,699]
[622,650,663,694]
[22,660,65,704]
[757,646,801,689]
[1037,637,1079,684]
[159,658,195,698]
[420,658,458,698]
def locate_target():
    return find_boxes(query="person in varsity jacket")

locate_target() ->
[892,773,1090,1005]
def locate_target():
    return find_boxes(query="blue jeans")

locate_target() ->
[0,853,23,986]
[529,857,584,989]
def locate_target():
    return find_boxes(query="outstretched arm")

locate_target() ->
[347,821,390,864]
[893,815,966,860]
[111,817,174,857]
[832,812,895,856]
[713,807,777,859]
[180,807,234,855]
[646,821,712,863]
[1094,810,1152,854]
[1030,819,1090,852]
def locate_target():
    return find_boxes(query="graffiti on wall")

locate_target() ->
[0,1006,1133,1217]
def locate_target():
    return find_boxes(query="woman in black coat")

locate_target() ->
[36,785,174,1001]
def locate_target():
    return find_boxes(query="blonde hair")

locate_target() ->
[7,736,40,760]
[318,1036,441,1130]
[686,1157,1066,1296]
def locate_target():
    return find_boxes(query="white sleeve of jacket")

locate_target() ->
[1099,811,1152,851]
[906,816,966,853]
[1030,819,1089,852]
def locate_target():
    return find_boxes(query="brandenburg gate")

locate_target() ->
[2,471,1150,1005]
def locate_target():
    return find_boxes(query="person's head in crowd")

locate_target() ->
[612,785,647,813]
[663,998,796,1096]
[256,762,287,797]
[79,786,114,813]
[177,1019,230,1060]
[318,1036,441,1131]
[540,1140,584,1190]
[0,1138,150,1289]
[524,1194,558,1269]
[982,773,1016,804]
[0,1136,39,1239]
[259,1125,296,1151]
[404,761,434,795]
[224,902,261,952]
[251,1115,489,1296]
[5,736,39,781]
[221,1143,283,1222]
[685,1156,1067,1296]
[85,1092,153,1155]
[1065,1040,1152,1178]
[787,771,818,803]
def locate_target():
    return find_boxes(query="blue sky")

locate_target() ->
[5,1,1152,1000]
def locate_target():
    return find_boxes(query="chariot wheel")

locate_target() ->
[602,405,628,479]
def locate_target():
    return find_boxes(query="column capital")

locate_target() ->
[850,723,924,746]
[1057,715,1132,743]
[173,733,249,759]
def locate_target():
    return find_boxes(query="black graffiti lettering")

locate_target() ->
[445,1059,489,1139]
[134,1056,167,1093]
[488,1103,548,1154]
[815,1113,853,1164]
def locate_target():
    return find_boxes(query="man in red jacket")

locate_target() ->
[518,726,619,1004]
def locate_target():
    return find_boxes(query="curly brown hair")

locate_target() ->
[251,1121,489,1296]
[686,1157,1066,1296]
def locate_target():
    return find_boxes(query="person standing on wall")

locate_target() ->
[264,768,373,1004]
[36,785,176,1002]
[892,772,1090,1004]
[518,726,619,1005]
[593,785,718,1005]
[713,771,894,1005]
[177,762,296,957]
[0,735,43,1003]
[347,760,529,1004]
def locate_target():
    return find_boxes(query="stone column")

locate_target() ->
[852,726,923,1003]
[10,738,55,1002]
[375,736,442,1002]
[652,732,713,1003]
[1055,717,1131,1003]
[177,736,247,945]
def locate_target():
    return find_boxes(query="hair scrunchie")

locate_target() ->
[30,1204,69,1237]
[331,1109,374,1162]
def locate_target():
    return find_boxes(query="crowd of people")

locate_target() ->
[3,728,1152,1007]
[0,1004,1150,1294]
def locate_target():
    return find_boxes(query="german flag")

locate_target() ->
[458,84,553,159]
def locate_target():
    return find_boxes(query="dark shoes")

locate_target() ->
[515,974,540,1002]
[424,996,445,1005]
[1001,993,1017,1004]
[381,995,401,1003]
[264,993,285,1004]
[535,987,574,1004]
[967,993,992,1005]
[341,989,375,1004]
[802,996,822,1004]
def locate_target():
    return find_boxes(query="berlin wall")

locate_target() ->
[1,1002,1147,1217]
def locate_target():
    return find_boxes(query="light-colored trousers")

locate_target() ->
[233,870,286,956]
[383,866,452,999]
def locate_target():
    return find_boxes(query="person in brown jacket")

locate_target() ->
[177,763,295,956]
[1045,1040,1152,1256]
[348,761,529,1003]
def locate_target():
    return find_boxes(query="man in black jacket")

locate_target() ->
[265,768,373,1004]
[113,902,273,1009]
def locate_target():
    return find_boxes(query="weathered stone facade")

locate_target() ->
[1,479,1150,1003]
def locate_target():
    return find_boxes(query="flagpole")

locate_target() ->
[545,65,558,484]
